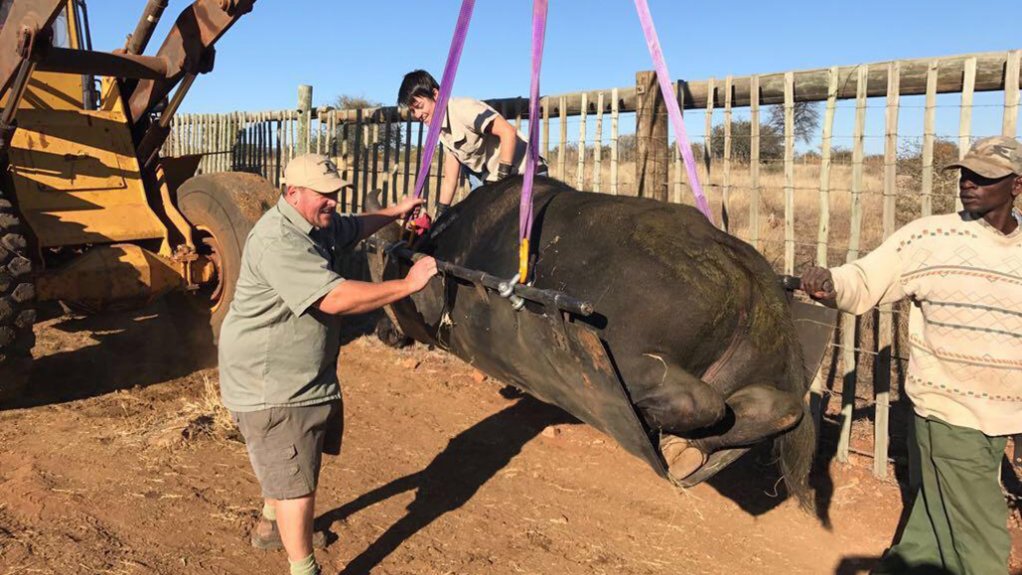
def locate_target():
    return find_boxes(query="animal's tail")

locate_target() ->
[775,331,816,512]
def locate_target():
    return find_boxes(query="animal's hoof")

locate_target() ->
[659,434,707,481]
[376,316,412,349]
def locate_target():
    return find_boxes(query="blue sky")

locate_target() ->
[84,0,1021,150]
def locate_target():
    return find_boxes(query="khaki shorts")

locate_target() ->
[232,400,343,500]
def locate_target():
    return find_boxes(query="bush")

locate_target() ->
[896,138,960,221]
[709,120,784,163]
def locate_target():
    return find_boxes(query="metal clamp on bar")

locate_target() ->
[366,237,595,317]
[497,273,526,311]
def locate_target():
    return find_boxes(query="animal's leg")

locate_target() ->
[630,356,727,481]
[631,357,726,435]
[695,383,803,454]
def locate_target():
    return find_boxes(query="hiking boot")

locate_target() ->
[250,517,328,550]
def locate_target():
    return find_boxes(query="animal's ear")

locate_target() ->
[364,189,404,243]
[365,189,383,213]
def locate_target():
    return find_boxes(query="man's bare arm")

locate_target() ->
[317,256,437,315]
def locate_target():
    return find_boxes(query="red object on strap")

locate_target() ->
[407,213,433,237]
[400,0,474,241]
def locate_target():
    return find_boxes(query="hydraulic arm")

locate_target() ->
[0,0,256,159]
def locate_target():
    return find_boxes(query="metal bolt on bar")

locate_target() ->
[497,273,526,311]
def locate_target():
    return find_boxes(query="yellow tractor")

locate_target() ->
[0,0,275,399]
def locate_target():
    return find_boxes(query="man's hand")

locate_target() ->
[387,195,425,219]
[404,256,438,292]
[801,266,837,302]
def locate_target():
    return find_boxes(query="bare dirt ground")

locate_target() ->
[1,303,1020,575]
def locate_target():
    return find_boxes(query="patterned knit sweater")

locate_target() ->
[830,211,1022,436]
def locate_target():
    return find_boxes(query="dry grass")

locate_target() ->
[179,373,238,441]
[115,373,239,453]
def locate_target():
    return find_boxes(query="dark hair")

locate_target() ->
[397,70,439,107]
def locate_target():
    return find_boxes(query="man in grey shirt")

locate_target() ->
[219,153,436,575]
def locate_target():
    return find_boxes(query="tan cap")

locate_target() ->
[944,136,1022,178]
[283,154,351,193]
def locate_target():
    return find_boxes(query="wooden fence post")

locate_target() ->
[809,67,839,441]
[1004,50,1021,136]
[837,64,870,464]
[956,57,976,212]
[722,75,733,232]
[783,71,795,276]
[576,92,588,190]
[558,95,567,181]
[594,91,604,193]
[297,84,313,156]
[921,61,938,217]
[749,75,761,249]
[635,70,668,201]
[703,77,714,206]
[610,88,619,195]
[875,61,900,479]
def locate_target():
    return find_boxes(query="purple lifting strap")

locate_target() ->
[520,0,548,245]
[634,0,715,223]
[412,0,475,200]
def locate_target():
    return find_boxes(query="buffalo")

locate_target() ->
[367,176,817,507]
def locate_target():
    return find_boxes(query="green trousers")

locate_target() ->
[873,415,1010,575]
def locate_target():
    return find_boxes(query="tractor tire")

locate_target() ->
[176,172,278,342]
[0,189,36,402]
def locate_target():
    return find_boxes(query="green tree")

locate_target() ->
[896,138,961,220]
[767,101,821,145]
[330,94,401,154]
[709,120,784,163]
[333,95,378,111]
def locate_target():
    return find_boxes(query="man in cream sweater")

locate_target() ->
[802,136,1022,575]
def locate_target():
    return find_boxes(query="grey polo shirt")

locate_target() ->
[218,196,362,412]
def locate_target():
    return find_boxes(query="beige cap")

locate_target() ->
[283,154,351,193]
[944,136,1022,178]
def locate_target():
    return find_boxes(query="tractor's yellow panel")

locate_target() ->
[17,72,85,111]
[3,5,85,112]
[7,106,167,248]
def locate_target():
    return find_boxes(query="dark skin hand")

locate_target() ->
[800,267,836,303]
[799,168,1021,303]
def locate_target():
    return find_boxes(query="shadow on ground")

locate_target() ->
[2,302,379,410]
[319,395,577,575]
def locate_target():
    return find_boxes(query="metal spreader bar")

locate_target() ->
[365,237,595,317]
